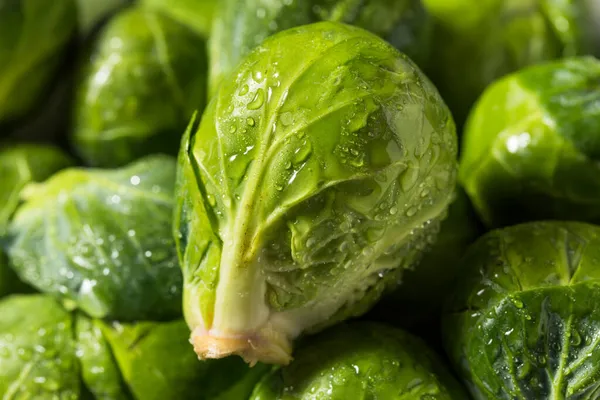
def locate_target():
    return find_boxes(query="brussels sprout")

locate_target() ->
[140,0,218,38]
[369,187,481,335]
[443,221,600,399]
[250,322,467,399]
[460,57,600,228]
[0,294,268,399]
[0,0,77,123]
[0,295,81,399]
[7,155,182,321]
[423,0,599,126]
[175,22,457,365]
[71,5,208,167]
[0,144,73,236]
[95,319,269,400]
[209,0,431,95]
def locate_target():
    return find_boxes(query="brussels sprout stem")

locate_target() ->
[191,235,293,365]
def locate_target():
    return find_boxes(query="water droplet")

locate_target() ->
[293,141,312,165]
[280,112,293,126]
[239,84,249,96]
[512,298,524,308]
[130,175,140,185]
[42,378,60,391]
[247,117,255,126]
[229,125,237,134]
[570,330,582,346]
[17,347,33,361]
[406,207,418,217]
[144,251,153,258]
[538,355,547,365]
[389,207,398,215]
[247,89,265,110]
[399,161,419,192]
[253,70,264,82]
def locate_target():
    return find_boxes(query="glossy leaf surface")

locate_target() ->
[8,155,182,321]
[176,21,457,364]
[443,221,600,399]
[71,6,207,167]
[460,57,600,228]
[209,0,431,95]
[250,322,468,399]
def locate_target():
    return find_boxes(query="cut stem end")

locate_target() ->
[191,326,293,366]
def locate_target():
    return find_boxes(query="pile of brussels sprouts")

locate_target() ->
[2,0,600,399]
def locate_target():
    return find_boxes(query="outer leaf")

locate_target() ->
[0,0,77,122]
[209,0,431,96]
[98,319,269,400]
[140,0,218,38]
[0,295,81,399]
[250,322,468,400]
[76,317,130,399]
[459,57,600,228]
[71,5,207,167]
[7,155,182,321]
[0,144,73,236]
[423,0,599,126]
[443,221,600,399]
[176,22,457,364]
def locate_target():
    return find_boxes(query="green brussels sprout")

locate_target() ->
[0,144,73,236]
[369,187,481,336]
[7,155,182,321]
[443,221,600,399]
[250,322,468,399]
[459,57,600,228]
[0,295,81,399]
[140,0,218,38]
[0,0,77,123]
[0,294,268,399]
[71,5,208,167]
[175,22,457,365]
[93,319,268,400]
[209,0,431,95]
[423,0,599,126]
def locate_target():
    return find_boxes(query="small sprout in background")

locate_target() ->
[0,0,77,124]
[7,155,182,321]
[0,294,268,399]
[422,0,600,127]
[443,221,600,399]
[250,322,468,400]
[71,5,208,168]
[460,56,600,228]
